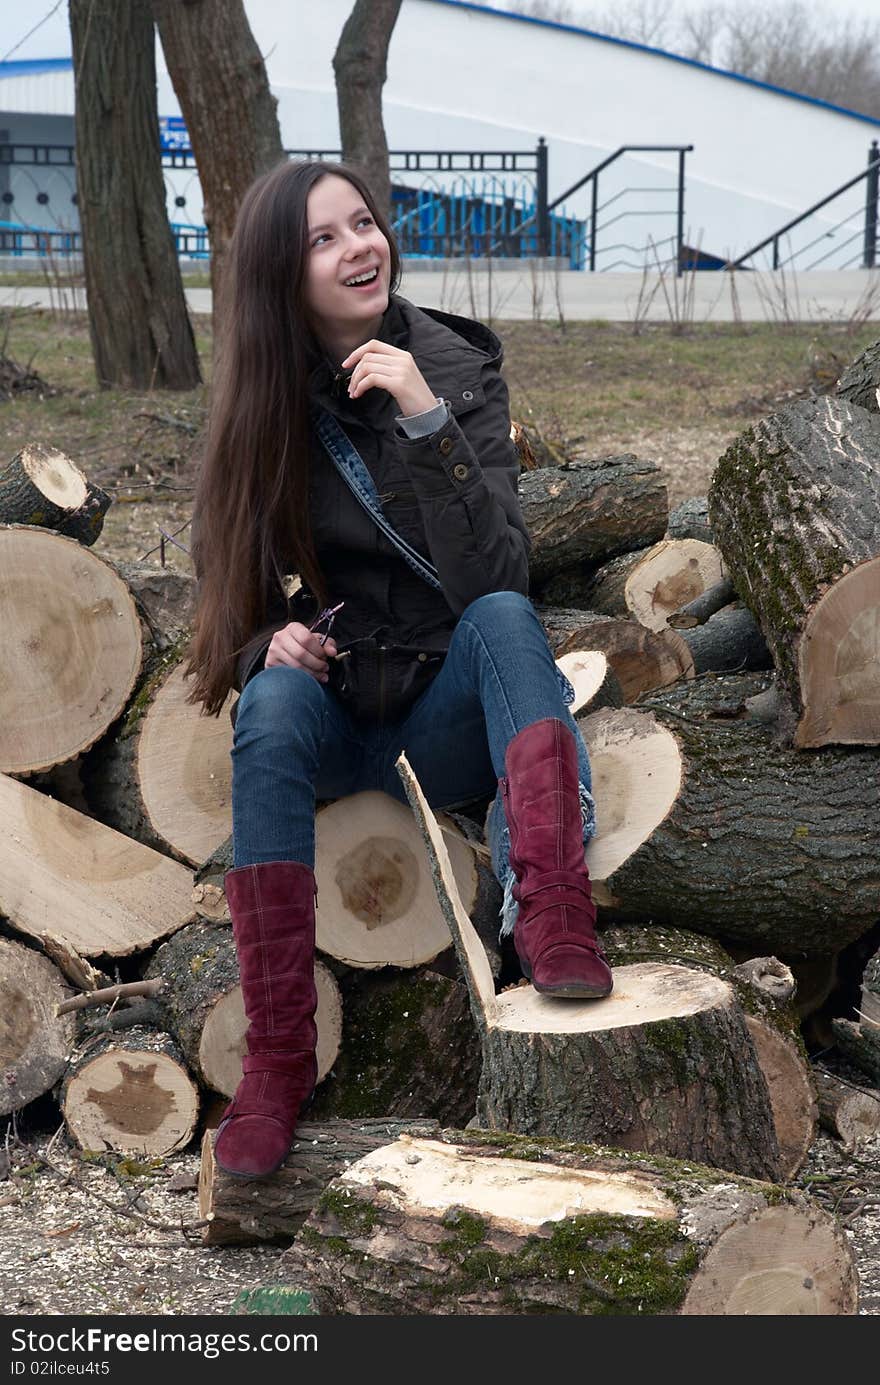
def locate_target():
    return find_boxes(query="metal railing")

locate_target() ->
[728,141,880,271]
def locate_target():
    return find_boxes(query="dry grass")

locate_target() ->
[0,310,877,557]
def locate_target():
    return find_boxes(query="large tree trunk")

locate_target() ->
[151,0,285,339]
[333,0,403,215]
[281,1129,858,1315]
[70,0,200,390]
[708,396,880,747]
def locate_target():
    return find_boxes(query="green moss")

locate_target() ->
[316,1186,379,1236]
[121,632,189,738]
[438,1208,488,1254]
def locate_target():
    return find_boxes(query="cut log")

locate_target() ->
[0,771,197,957]
[836,337,880,413]
[60,1026,199,1156]
[708,396,880,747]
[667,495,713,544]
[861,947,880,1027]
[584,674,880,956]
[199,1117,441,1246]
[600,925,816,1178]
[831,1018,880,1082]
[678,603,772,674]
[0,525,143,774]
[309,968,480,1126]
[397,753,780,1179]
[83,654,233,867]
[555,649,623,714]
[112,561,197,649]
[282,1129,857,1315]
[555,616,695,702]
[143,919,341,1097]
[0,937,76,1116]
[56,480,112,547]
[519,455,668,584]
[313,793,484,970]
[582,539,726,632]
[668,575,736,628]
[813,1068,880,1150]
[0,444,87,529]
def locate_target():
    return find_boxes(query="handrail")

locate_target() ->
[728,141,880,269]
[546,144,693,211]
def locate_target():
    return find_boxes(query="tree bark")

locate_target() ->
[333,0,403,215]
[281,1129,857,1315]
[0,938,76,1116]
[836,337,880,413]
[678,602,771,675]
[151,0,285,340]
[70,0,200,390]
[708,396,880,747]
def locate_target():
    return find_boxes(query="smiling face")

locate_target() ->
[303,173,392,359]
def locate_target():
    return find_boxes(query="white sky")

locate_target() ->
[3,0,880,64]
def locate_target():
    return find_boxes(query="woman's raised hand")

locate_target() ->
[265,622,338,683]
[341,340,438,417]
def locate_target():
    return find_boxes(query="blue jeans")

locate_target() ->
[231,591,596,935]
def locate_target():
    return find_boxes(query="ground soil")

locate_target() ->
[2,308,880,1317]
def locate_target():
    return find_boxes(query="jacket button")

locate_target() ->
[439,436,454,456]
[462,389,474,401]
[417,652,428,662]
[453,463,469,481]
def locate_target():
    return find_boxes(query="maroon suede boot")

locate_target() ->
[213,861,318,1179]
[500,717,613,999]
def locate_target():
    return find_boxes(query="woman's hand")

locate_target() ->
[265,622,338,683]
[341,340,438,417]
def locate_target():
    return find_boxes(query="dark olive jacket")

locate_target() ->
[234,294,531,695]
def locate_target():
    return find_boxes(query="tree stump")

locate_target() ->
[396,754,780,1180]
[583,674,880,956]
[83,653,233,866]
[198,1118,441,1246]
[60,1026,200,1156]
[520,455,668,585]
[282,1129,857,1315]
[0,525,143,774]
[0,937,76,1116]
[709,395,880,747]
[0,770,197,957]
[143,919,342,1096]
[583,539,726,632]
[600,924,816,1179]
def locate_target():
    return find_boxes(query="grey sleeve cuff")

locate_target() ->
[395,399,450,439]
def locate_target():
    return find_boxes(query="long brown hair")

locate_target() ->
[185,159,402,715]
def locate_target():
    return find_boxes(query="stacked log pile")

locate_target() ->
[4,358,880,1316]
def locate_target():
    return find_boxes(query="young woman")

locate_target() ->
[187,159,612,1180]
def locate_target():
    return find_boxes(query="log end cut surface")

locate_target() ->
[796,559,880,746]
[493,961,729,1033]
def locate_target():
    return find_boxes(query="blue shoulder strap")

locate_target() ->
[313,408,443,593]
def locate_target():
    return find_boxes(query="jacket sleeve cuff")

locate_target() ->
[394,399,449,439]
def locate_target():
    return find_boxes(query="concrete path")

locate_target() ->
[3,269,879,324]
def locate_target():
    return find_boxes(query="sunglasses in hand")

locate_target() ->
[308,601,345,647]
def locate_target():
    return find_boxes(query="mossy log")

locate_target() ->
[582,539,726,633]
[519,455,668,584]
[0,525,143,775]
[708,396,880,747]
[587,673,880,956]
[678,603,772,675]
[836,337,880,413]
[60,1025,199,1157]
[0,936,76,1116]
[813,1068,880,1150]
[600,924,816,1178]
[397,754,780,1180]
[667,495,713,544]
[281,1128,858,1315]
[554,614,694,702]
[82,649,233,867]
[308,968,480,1127]
[198,1117,441,1246]
[143,919,341,1097]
